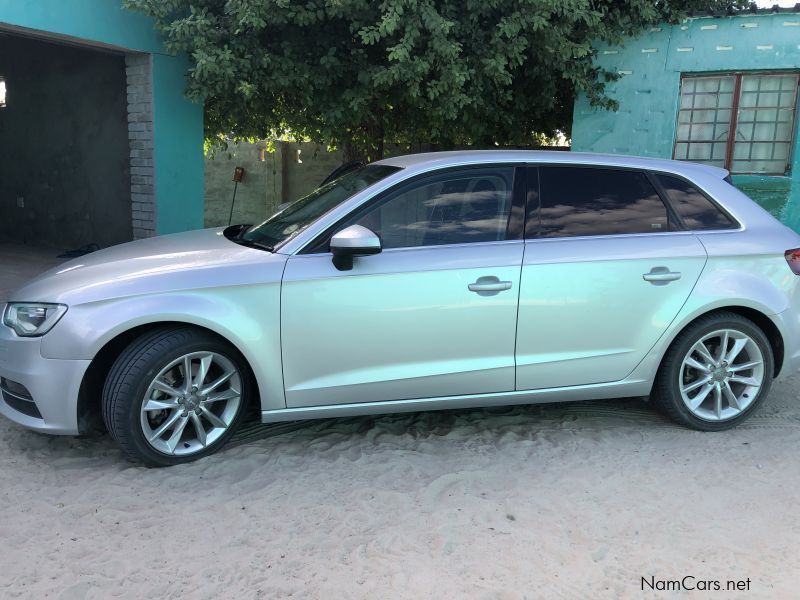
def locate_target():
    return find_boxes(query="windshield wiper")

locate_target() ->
[223,223,252,240]
[222,223,273,252]
[232,237,274,252]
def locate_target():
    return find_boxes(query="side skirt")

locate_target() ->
[262,378,653,423]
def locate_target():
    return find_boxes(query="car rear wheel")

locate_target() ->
[102,326,251,467]
[653,312,774,431]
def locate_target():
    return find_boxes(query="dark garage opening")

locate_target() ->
[0,33,132,250]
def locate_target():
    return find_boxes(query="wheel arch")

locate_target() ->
[658,305,784,381]
[717,306,784,377]
[76,321,262,434]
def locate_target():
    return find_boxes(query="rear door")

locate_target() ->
[515,165,708,390]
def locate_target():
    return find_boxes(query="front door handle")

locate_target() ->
[469,276,513,294]
[643,267,681,285]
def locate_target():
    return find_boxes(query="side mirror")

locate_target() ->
[330,224,381,271]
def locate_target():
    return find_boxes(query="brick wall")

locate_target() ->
[125,53,156,239]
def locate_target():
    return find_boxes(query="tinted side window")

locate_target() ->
[656,174,736,230]
[538,167,669,238]
[348,167,515,249]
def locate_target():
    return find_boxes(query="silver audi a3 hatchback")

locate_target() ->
[3,151,800,466]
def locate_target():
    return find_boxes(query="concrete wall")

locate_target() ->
[205,142,346,227]
[205,142,283,228]
[282,142,346,204]
[0,0,205,238]
[204,141,564,227]
[0,35,131,248]
[204,142,430,226]
[571,12,800,229]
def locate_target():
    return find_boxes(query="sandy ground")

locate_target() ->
[2,245,800,598]
[1,377,800,599]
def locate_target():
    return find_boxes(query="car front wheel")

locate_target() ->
[654,311,774,431]
[102,326,251,467]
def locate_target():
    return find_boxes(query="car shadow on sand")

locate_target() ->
[5,375,800,471]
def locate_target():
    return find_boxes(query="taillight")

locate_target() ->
[785,249,800,275]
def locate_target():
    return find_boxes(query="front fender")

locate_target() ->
[40,286,286,411]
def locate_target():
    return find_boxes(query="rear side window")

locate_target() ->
[537,167,669,238]
[655,174,737,230]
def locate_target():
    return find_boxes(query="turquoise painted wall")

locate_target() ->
[152,53,205,234]
[0,0,204,235]
[572,12,800,230]
[0,0,162,53]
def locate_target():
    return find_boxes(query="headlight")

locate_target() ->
[3,303,68,337]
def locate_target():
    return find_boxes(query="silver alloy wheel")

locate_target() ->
[139,351,242,456]
[679,328,765,422]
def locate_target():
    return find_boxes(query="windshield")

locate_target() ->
[240,164,401,249]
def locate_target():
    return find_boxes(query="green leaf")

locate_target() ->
[124,0,742,158]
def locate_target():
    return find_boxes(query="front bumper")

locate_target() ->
[0,326,90,435]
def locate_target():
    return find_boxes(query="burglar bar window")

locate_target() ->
[674,73,799,175]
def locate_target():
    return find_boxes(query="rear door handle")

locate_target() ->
[469,276,513,293]
[643,268,681,285]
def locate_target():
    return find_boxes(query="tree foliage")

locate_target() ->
[125,0,739,160]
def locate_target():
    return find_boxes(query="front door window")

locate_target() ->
[344,167,516,249]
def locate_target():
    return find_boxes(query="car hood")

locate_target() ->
[10,228,288,305]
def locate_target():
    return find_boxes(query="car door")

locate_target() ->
[515,165,708,390]
[281,165,525,408]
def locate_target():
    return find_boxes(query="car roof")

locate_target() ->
[375,150,729,179]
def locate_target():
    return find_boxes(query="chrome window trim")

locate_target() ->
[520,228,742,245]
[293,230,743,257]
[290,163,523,255]
[526,163,742,240]
[281,156,743,256]
[647,169,742,231]
[281,160,526,255]
[292,238,525,258]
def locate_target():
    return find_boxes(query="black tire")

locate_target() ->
[102,326,252,467]
[653,311,774,431]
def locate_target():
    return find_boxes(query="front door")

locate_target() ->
[281,166,525,407]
